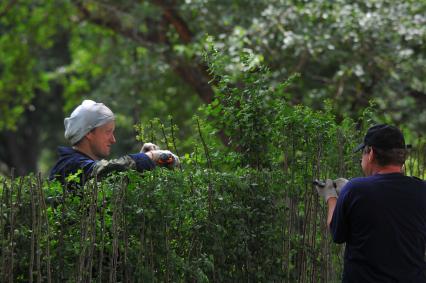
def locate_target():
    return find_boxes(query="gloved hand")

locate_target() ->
[141,142,160,153]
[334,178,349,196]
[315,179,338,202]
[149,150,180,168]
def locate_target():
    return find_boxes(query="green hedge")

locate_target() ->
[1,130,424,282]
[0,167,344,282]
[2,51,424,282]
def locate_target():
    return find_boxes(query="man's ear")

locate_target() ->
[368,147,375,162]
[85,129,96,141]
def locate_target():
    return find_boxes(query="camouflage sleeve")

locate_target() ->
[91,155,137,179]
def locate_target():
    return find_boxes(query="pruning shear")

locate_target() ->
[312,180,336,188]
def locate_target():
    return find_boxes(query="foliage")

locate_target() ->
[217,0,426,128]
[0,166,340,282]
[0,50,373,280]
[201,40,363,179]
[2,135,425,282]
[1,2,425,279]
[1,0,425,174]
[0,0,70,130]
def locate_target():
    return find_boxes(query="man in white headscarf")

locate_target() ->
[49,100,179,185]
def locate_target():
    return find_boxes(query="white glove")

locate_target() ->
[141,142,160,153]
[315,179,338,202]
[149,150,180,168]
[334,178,349,196]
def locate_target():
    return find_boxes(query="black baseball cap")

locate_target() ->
[354,124,407,152]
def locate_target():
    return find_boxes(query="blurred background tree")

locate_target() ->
[0,0,425,175]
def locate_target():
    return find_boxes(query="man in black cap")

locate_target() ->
[316,124,426,282]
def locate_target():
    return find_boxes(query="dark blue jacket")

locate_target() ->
[49,146,155,185]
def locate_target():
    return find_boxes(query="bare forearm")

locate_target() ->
[327,197,337,228]
[145,151,153,159]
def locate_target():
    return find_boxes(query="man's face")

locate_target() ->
[87,121,116,160]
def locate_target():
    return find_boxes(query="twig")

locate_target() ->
[8,169,17,283]
[160,120,170,150]
[150,120,156,144]
[34,177,42,283]
[170,117,182,171]
[37,174,52,283]
[29,181,36,283]
[98,180,106,283]
[196,118,212,169]
[0,177,7,280]
[87,180,99,282]
[122,178,129,283]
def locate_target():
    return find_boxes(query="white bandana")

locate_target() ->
[64,100,115,145]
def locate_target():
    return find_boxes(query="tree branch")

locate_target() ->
[407,89,426,106]
[152,0,193,44]
[169,56,215,103]
[71,1,227,142]
[151,0,216,103]
[0,0,17,19]
[72,0,164,49]
[73,0,216,103]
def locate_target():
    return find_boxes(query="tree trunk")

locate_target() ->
[1,112,40,175]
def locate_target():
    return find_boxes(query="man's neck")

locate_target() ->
[372,165,403,175]
[72,144,99,161]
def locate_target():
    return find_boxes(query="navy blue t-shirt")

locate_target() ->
[49,146,155,185]
[331,173,426,282]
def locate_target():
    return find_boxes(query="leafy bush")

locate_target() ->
[1,50,423,282]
